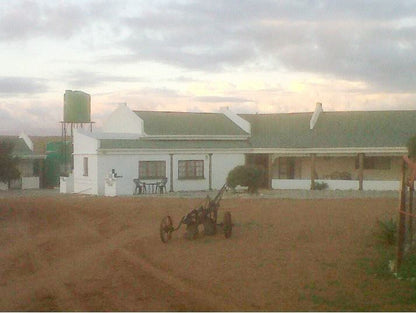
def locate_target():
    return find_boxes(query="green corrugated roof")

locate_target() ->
[99,110,416,151]
[100,139,250,150]
[241,113,312,148]
[241,110,416,149]
[135,111,248,136]
[0,136,33,156]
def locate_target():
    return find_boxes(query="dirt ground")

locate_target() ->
[0,192,415,311]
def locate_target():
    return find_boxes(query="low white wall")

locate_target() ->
[363,180,400,191]
[0,182,7,190]
[272,179,311,190]
[104,176,118,197]
[317,179,358,190]
[60,174,74,193]
[272,179,400,191]
[21,177,39,189]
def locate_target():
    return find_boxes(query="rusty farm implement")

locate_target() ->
[159,184,232,243]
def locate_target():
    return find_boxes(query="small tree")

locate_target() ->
[0,141,20,184]
[226,165,265,194]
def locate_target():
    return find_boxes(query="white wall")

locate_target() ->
[212,154,245,189]
[102,104,144,134]
[172,154,209,191]
[73,155,98,194]
[94,152,245,195]
[21,177,39,189]
[97,154,171,195]
[73,130,99,154]
[72,130,100,194]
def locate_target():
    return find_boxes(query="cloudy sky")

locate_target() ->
[1,0,415,135]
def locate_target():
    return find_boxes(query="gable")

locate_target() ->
[102,104,145,135]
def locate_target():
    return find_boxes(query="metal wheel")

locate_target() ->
[223,211,232,238]
[160,216,173,243]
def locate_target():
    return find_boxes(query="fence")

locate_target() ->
[397,158,416,270]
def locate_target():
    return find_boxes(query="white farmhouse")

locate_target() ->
[66,103,416,196]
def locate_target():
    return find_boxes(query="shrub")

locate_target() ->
[376,217,397,245]
[227,165,265,194]
[0,141,20,184]
[314,181,328,190]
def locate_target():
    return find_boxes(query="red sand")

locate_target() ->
[0,195,415,311]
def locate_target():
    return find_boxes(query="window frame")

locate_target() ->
[178,160,204,180]
[139,161,166,180]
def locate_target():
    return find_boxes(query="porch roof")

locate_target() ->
[241,110,416,149]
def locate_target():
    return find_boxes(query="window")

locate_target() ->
[83,157,88,176]
[139,161,166,179]
[355,156,391,170]
[178,160,204,179]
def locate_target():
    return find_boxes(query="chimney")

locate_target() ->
[310,102,323,130]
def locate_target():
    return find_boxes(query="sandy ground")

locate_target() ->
[0,190,415,311]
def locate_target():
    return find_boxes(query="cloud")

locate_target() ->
[0,77,48,95]
[112,0,416,92]
[0,0,117,41]
[195,96,254,103]
[62,70,145,88]
[2,1,414,93]
[0,101,61,135]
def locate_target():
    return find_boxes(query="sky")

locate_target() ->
[0,0,416,135]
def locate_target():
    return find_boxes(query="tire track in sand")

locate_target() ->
[0,209,240,311]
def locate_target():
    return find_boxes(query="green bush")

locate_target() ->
[376,217,397,245]
[227,165,265,194]
[314,181,328,190]
[0,141,20,184]
[398,253,416,280]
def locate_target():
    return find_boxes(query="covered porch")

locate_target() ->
[247,151,403,191]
